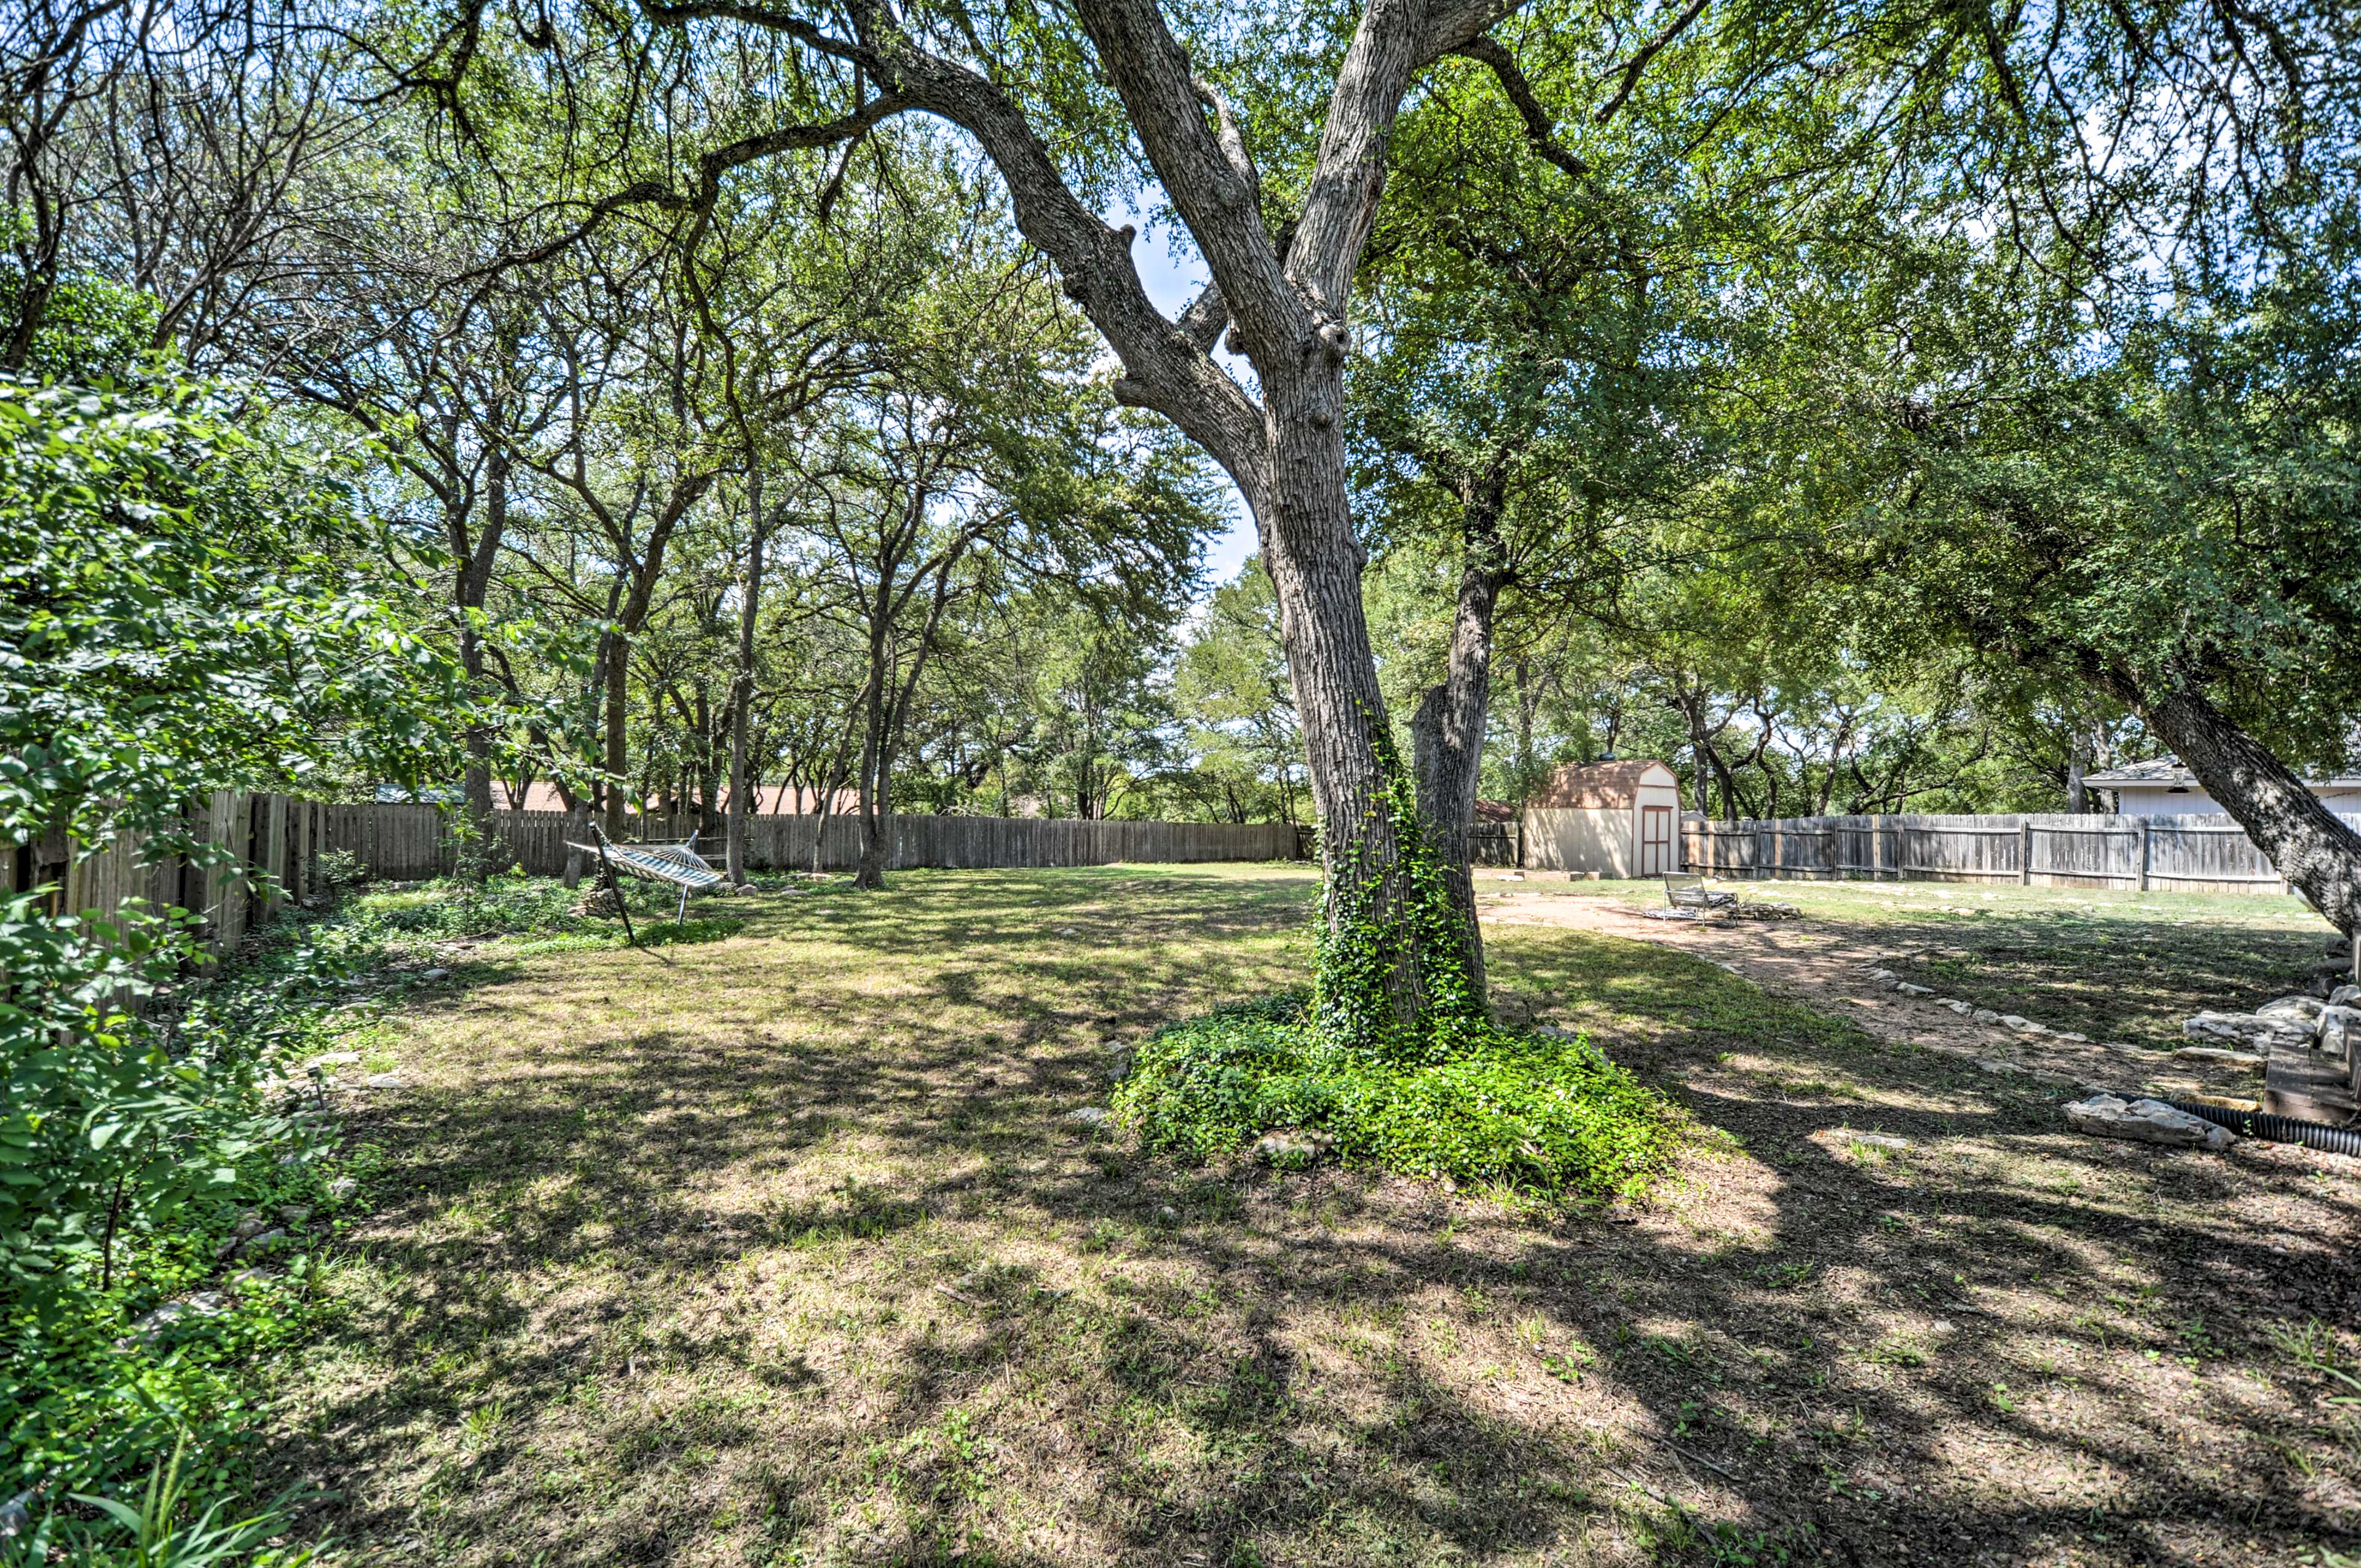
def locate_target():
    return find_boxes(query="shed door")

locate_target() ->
[1639,804,1674,876]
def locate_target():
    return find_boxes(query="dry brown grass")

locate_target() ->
[267,866,2361,1567]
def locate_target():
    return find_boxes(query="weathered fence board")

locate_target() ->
[1679,810,2339,897]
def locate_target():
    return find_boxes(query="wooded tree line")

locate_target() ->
[9,0,2360,980]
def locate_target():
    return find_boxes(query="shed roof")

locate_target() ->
[1527,759,1677,809]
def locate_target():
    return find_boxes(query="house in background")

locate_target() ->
[1521,759,1684,877]
[2083,758,2361,820]
[484,781,858,815]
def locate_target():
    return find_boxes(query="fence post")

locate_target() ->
[2020,820,2032,885]
[2138,819,2152,892]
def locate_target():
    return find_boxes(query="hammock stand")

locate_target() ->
[567,824,725,943]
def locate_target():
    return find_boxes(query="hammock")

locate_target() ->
[566,826,724,938]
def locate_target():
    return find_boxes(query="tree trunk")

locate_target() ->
[562,800,588,890]
[1253,370,1440,1031]
[2110,672,2361,935]
[692,682,719,836]
[604,636,629,840]
[1409,526,1502,1008]
[851,604,893,890]
[455,449,512,880]
[728,491,767,886]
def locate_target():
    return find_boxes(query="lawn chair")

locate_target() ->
[565,824,725,942]
[1663,873,1738,915]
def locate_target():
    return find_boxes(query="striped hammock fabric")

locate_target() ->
[569,837,724,889]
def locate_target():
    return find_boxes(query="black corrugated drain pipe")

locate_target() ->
[2167,1099,2361,1158]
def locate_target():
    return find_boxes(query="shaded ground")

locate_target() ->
[265,866,2360,1566]
[1487,876,2342,1051]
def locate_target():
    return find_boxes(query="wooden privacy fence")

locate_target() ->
[9,791,333,957]
[15,797,1305,957]
[485,810,1302,877]
[1679,811,2327,897]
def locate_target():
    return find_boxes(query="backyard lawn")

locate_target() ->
[261,866,2359,1566]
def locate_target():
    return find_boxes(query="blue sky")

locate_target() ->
[1113,202,1260,593]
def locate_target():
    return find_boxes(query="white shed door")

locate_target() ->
[1639,804,1674,876]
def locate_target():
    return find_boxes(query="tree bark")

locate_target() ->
[604,635,630,839]
[728,481,768,886]
[2106,671,2361,935]
[456,445,512,879]
[1410,512,1504,1005]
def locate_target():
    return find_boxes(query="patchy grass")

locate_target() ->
[255,867,2359,1566]
[1509,876,2338,1048]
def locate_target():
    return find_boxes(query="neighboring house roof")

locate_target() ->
[1527,759,1677,809]
[2084,757,2361,789]
[1473,799,1518,825]
[486,782,862,814]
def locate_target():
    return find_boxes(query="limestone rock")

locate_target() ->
[1971,1008,2003,1025]
[419,967,450,982]
[1064,1106,1110,1130]
[2000,1015,2044,1034]
[1938,999,1971,1015]
[2317,1005,2359,1059]
[1896,981,1933,996]
[2331,984,2361,1008]
[2258,997,2326,1032]
[2063,1094,2234,1152]
[2183,1012,2313,1050]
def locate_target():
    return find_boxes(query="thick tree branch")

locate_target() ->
[1450,36,1587,177]
[1291,0,1513,313]
[1072,0,1299,362]
[855,22,1268,497]
[1177,279,1228,352]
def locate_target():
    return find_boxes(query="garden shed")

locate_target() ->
[1522,759,1685,877]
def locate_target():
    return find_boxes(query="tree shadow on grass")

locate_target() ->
[264,872,2360,1566]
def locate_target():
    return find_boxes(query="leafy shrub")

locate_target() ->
[0,344,447,1559]
[1113,996,1683,1202]
[3,911,381,1528]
